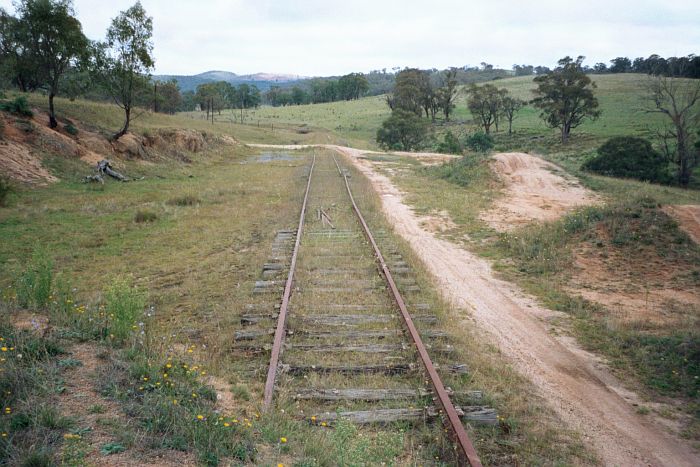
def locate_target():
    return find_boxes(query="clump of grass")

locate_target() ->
[104,277,146,343]
[63,123,78,136]
[167,194,200,206]
[329,418,404,465]
[0,96,33,117]
[134,210,157,223]
[423,153,492,187]
[0,319,68,465]
[0,176,13,207]
[15,249,54,310]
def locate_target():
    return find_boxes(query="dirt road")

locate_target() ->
[248,144,699,466]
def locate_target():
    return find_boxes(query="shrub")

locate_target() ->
[582,136,670,183]
[167,194,199,206]
[134,210,157,223]
[376,109,429,151]
[0,96,33,117]
[436,130,463,154]
[424,153,490,187]
[63,123,78,136]
[16,249,53,309]
[465,131,494,152]
[0,176,13,207]
[104,277,146,343]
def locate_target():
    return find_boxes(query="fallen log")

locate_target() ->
[97,159,128,181]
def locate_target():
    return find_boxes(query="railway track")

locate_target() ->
[239,149,491,466]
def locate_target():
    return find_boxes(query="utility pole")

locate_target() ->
[153,82,158,113]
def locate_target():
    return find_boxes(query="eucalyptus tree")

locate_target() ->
[14,0,88,128]
[93,1,154,139]
[532,56,601,143]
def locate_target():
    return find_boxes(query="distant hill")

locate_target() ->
[154,70,308,92]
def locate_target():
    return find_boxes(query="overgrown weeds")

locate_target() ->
[424,152,492,187]
[0,176,13,207]
[0,318,69,464]
[104,277,146,343]
[134,209,157,223]
[167,194,200,206]
[98,346,255,465]
[15,249,54,310]
[0,96,33,117]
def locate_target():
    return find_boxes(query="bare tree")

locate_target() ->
[646,74,700,187]
[436,68,459,121]
[501,95,525,135]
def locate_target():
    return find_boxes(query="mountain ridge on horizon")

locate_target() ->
[153,70,309,92]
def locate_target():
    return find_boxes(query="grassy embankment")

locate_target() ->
[243,74,700,442]
[1,96,595,464]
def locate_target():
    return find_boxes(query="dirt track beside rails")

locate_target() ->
[249,144,699,465]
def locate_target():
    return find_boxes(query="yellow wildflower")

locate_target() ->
[196,415,204,420]
[280,437,287,444]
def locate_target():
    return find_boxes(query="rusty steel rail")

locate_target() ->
[331,153,483,467]
[262,151,316,410]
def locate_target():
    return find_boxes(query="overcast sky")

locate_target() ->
[1,0,698,76]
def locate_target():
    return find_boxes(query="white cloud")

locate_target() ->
[0,0,697,75]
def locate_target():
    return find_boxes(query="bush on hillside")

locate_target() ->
[0,176,13,207]
[465,131,494,152]
[583,137,670,183]
[435,131,463,154]
[0,96,33,117]
[376,109,429,151]
[64,123,78,135]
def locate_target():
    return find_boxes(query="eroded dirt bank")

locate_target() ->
[663,204,700,245]
[250,144,699,466]
[481,152,600,231]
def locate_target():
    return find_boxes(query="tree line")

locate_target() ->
[0,0,185,139]
[513,54,700,78]
[191,81,261,122]
[264,72,369,106]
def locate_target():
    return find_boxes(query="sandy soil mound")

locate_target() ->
[481,152,599,231]
[663,205,700,244]
[0,140,58,184]
[144,129,207,154]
